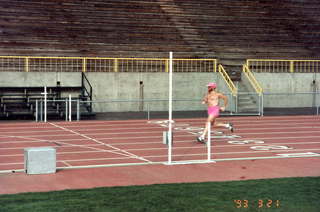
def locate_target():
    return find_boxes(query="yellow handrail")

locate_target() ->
[0,56,217,73]
[218,64,237,96]
[246,59,320,73]
[242,64,263,96]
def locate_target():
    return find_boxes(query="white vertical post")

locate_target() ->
[316,88,319,115]
[261,93,264,116]
[207,122,211,161]
[68,94,72,122]
[147,103,150,120]
[44,87,47,122]
[65,98,68,121]
[41,86,47,122]
[35,99,38,122]
[40,101,43,122]
[77,99,80,121]
[168,52,173,164]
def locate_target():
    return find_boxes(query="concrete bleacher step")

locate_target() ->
[0,0,319,66]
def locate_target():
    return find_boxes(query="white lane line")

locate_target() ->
[1,133,320,149]
[2,140,320,152]
[0,116,319,130]
[2,127,320,140]
[2,146,320,159]
[1,151,319,169]
[0,135,135,157]
[49,122,152,163]
[60,161,72,167]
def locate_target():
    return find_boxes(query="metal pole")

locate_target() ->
[40,100,43,122]
[65,98,68,121]
[35,99,38,122]
[317,89,319,115]
[235,95,238,113]
[44,86,47,122]
[207,122,211,161]
[147,103,150,120]
[230,94,233,115]
[261,93,264,116]
[69,94,72,122]
[77,99,80,121]
[231,94,234,115]
[258,93,261,116]
[168,52,173,165]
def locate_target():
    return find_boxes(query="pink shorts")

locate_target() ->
[208,106,220,117]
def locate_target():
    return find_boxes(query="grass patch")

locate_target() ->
[0,177,319,212]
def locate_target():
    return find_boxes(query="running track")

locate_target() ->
[1,115,320,194]
[1,115,320,172]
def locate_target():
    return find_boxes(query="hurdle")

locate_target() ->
[164,52,215,165]
[36,89,81,122]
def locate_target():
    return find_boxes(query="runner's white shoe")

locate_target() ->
[227,123,234,133]
[197,136,205,143]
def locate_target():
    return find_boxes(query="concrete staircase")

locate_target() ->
[236,81,260,113]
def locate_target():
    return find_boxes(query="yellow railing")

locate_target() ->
[218,64,237,96]
[0,56,217,73]
[242,64,263,96]
[247,59,320,73]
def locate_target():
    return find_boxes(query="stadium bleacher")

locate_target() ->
[0,0,319,118]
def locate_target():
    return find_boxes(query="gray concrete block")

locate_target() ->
[24,147,56,174]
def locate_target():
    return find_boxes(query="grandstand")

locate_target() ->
[0,0,319,59]
[0,0,319,119]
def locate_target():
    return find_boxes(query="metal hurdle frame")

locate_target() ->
[165,52,215,165]
[36,89,78,122]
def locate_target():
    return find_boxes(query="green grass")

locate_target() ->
[0,177,319,212]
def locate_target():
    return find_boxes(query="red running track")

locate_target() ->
[0,115,320,194]
[0,115,320,172]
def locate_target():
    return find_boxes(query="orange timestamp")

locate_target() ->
[233,199,280,208]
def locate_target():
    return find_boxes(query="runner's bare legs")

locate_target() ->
[199,115,233,142]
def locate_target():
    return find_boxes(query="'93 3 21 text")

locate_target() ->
[233,199,280,208]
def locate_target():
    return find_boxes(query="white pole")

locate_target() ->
[35,99,38,122]
[41,86,48,122]
[168,52,173,164]
[65,98,68,121]
[207,122,211,161]
[261,93,264,116]
[69,94,72,122]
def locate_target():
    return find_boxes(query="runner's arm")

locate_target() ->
[219,93,228,111]
[202,94,208,104]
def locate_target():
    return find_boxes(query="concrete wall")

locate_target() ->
[1,72,318,113]
[0,72,228,112]
[255,73,320,107]
[0,72,81,87]
[86,72,223,112]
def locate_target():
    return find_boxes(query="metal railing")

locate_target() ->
[217,64,237,96]
[35,90,320,122]
[0,56,217,73]
[246,59,320,73]
[81,72,93,112]
[242,64,263,95]
[262,91,320,116]
[35,97,241,122]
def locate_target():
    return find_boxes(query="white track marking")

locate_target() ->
[1,116,320,172]
[2,128,320,140]
[1,150,319,172]
[0,116,319,131]
[2,146,319,158]
[49,122,152,163]
[61,161,72,167]
[1,139,320,152]
[0,135,134,157]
